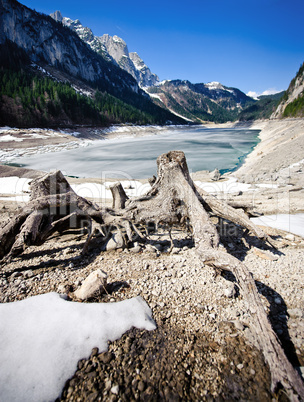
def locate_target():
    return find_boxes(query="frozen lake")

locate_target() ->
[11,126,260,179]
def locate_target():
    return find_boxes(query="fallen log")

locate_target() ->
[0,151,303,399]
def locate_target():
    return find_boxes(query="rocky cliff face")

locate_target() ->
[271,64,304,118]
[146,80,254,123]
[50,11,159,88]
[0,0,140,95]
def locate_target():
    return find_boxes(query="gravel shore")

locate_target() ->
[0,119,304,401]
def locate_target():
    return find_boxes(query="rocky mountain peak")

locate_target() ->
[205,81,225,91]
[49,12,159,88]
[99,34,129,61]
[50,10,63,22]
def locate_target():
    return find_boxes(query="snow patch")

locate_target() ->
[0,293,156,402]
[0,176,31,195]
[251,214,304,238]
[194,177,252,194]
[205,81,225,91]
[0,135,24,142]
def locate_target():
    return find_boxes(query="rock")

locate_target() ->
[274,297,282,305]
[106,232,124,251]
[73,269,108,300]
[232,320,245,331]
[24,270,34,278]
[223,283,236,298]
[130,245,141,253]
[111,384,119,395]
[99,351,114,364]
[210,168,221,181]
[170,247,180,255]
[138,380,146,392]
[285,233,295,241]
[57,284,68,294]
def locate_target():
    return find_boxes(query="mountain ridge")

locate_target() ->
[146,79,255,123]
[50,11,159,88]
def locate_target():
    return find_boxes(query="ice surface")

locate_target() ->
[251,214,304,238]
[0,293,156,402]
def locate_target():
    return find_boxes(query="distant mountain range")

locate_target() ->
[0,0,302,127]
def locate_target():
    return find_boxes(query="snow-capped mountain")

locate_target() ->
[50,11,159,88]
[146,80,254,123]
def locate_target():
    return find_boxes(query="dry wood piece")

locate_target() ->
[0,151,303,399]
[110,182,129,209]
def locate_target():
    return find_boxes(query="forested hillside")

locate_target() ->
[272,62,304,118]
[0,41,181,127]
[238,92,285,121]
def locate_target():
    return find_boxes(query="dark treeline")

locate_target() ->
[0,68,161,127]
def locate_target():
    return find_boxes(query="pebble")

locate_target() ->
[110,385,119,395]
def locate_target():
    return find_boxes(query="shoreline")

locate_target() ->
[1,118,304,218]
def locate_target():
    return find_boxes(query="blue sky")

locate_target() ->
[21,0,304,96]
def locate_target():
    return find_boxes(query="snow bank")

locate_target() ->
[0,177,151,202]
[0,134,24,142]
[71,182,112,199]
[194,177,252,194]
[0,176,31,195]
[251,214,304,238]
[194,177,278,194]
[0,293,156,402]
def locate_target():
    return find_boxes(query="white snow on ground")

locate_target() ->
[0,176,31,195]
[194,177,253,194]
[194,177,278,194]
[60,129,81,137]
[0,135,24,142]
[0,176,278,202]
[0,126,13,133]
[0,293,156,402]
[0,177,151,202]
[24,133,48,139]
[251,214,304,238]
[71,182,112,200]
[104,180,151,198]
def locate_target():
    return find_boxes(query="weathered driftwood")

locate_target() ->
[0,151,303,399]
[110,182,129,209]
